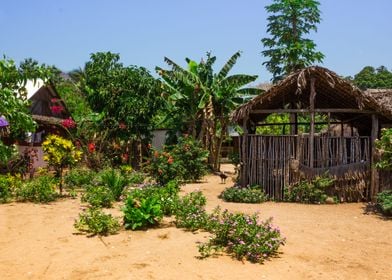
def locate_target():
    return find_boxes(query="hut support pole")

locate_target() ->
[309,78,316,168]
[240,117,249,187]
[370,114,379,201]
[290,112,298,135]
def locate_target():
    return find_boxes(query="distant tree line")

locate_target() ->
[347,66,392,90]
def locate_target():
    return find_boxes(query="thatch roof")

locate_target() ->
[232,66,392,124]
[365,89,392,114]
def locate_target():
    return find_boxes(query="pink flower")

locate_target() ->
[61,117,76,129]
[50,105,63,114]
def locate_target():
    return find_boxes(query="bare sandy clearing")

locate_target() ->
[1,165,391,280]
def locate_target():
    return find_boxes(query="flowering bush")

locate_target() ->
[198,208,286,263]
[146,136,209,185]
[174,191,208,231]
[219,185,268,203]
[42,134,82,194]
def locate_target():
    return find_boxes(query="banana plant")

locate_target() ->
[156,51,262,170]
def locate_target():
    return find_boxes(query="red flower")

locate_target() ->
[61,117,76,129]
[167,156,174,164]
[88,143,95,153]
[119,122,127,130]
[121,153,129,162]
[147,143,152,149]
[154,151,159,158]
[50,105,64,114]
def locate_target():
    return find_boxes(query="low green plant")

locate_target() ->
[376,190,392,216]
[126,181,179,216]
[74,207,120,236]
[127,171,145,185]
[15,175,58,203]
[284,176,334,204]
[0,174,16,203]
[375,128,392,170]
[122,195,163,230]
[198,207,286,263]
[219,185,268,203]
[81,185,114,208]
[99,168,128,201]
[175,191,208,231]
[64,167,96,189]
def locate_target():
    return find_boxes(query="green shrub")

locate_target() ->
[82,185,114,208]
[15,175,58,203]
[146,136,209,185]
[284,176,334,204]
[122,195,163,230]
[198,208,286,263]
[377,190,392,216]
[175,191,208,231]
[126,171,145,185]
[219,185,268,203]
[375,128,392,170]
[74,207,120,236]
[0,175,16,203]
[126,181,179,216]
[99,168,128,201]
[64,168,96,189]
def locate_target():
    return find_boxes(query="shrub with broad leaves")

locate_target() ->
[376,190,392,216]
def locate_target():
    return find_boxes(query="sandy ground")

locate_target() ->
[1,165,391,280]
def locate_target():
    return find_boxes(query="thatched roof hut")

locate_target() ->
[233,66,392,129]
[232,66,392,201]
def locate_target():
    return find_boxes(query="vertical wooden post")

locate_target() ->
[241,117,249,187]
[290,112,298,135]
[309,78,316,168]
[370,114,379,201]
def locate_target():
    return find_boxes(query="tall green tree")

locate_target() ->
[157,51,261,170]
[0,57,57,165]
[79,52,163,167]
[262,0,324,82]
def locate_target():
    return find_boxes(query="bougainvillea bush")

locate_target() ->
[146,136,209,185]
[198,208,286,263]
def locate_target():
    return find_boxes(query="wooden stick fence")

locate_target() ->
[240,135,371,201]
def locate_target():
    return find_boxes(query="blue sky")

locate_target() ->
[1,0,391,83]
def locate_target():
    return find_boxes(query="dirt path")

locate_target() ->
[1,165,391,279]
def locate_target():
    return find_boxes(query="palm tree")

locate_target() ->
[156,51,262,170]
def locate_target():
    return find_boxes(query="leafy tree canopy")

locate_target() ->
[80,52,163,141]
[262,0,324,82]
[351,66,392,90]
[0,57,59,164]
